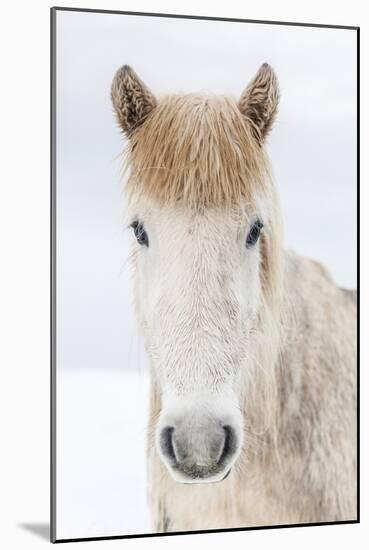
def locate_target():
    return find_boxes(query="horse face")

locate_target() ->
[128,201,266,483]
[112,63,280,483]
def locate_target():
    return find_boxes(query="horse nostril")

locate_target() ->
[218,425,236,466]
[160,426,177,464]
[159,421,239,481]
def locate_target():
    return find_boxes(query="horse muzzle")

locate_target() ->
[157,409,242,484]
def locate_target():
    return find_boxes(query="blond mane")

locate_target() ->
[123,93,270,208]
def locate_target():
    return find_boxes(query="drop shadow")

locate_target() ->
[18,523,49,541]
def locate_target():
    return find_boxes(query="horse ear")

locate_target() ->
[238,63,279,142]
[111,65,157,136]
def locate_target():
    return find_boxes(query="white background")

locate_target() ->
[54,8,357,540]
[0,1,367,550]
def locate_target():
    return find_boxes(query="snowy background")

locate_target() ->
[55,10,357,540]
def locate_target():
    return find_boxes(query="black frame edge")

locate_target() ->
[50,6,57,544]
[356,25,360,525]
[51,6,359,30]
[54,520,359,543]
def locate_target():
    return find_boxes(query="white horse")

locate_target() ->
[111,64,357,532]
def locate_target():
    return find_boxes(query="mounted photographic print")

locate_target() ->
[51,7,359,543]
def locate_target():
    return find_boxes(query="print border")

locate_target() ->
[50,6,360,543]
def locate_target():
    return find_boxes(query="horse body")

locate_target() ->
[111,64,357,532]
[148,250,356,531]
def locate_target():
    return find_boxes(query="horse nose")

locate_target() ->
[159,422,238,482]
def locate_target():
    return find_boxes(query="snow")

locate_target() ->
[56,368,152,540]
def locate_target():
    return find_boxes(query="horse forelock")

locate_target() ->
[123,93,271,208]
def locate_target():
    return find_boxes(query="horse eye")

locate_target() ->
[131,221,149,247]
[246,219,263,248]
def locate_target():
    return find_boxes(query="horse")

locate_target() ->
[111,64,357,533]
